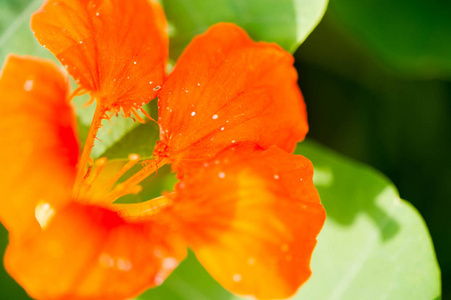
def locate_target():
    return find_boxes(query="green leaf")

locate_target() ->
[162,0,329,57]
[138,139,440,300]
[0,0,53,64]
[294,140,441,299]
[73,95,151,159]
[330,0,451,79]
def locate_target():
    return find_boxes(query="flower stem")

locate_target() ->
[73,104,105,197]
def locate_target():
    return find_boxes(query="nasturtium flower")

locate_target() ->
[0,0,326,299]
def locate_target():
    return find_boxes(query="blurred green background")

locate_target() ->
[295,0,450,298]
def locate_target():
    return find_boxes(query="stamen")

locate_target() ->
[101,158,167,203]
[115,195,172,220]
[79,157,108,198]
[68,86,88,102]
[94,154,141,201]
[131,108,146,123]
[105,184,143,202]
[83,97,96,107]
[139,108,157,123]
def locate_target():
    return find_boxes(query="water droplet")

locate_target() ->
[197,83,201,86]
[274,174,279,179]
[99,253,114,268]
[117,258,132,271]
[154,275,165,285]
[220,127,224,131]
[232,140,235,143]
[212,114,218,119]
[149,81,153,84]
[162,257,178,269]
[24,80,33,91]
[191,111,196,116]
[35,202,55,229]
[185,89,189,93]
[153,86,161,91]
[233,274,242,282]
[96,12,100,16]
[79,41,83,44]
[219,172,225,178]
[134,61,137,65]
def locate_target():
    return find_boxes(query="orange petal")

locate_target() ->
[156,23,308,169]
[170,144,325,298]
[5,202,187,300]
[31,0,168,116]
[0,55,78,241]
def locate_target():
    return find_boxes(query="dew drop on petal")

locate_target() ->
[191,111,196,116]
[117,258,132,271]
[233,274,242,282]
[154,275,165,285]
[274,174,279,179]
[212,114,218,119]
[35,202,55,229]
[162,257,179,269]
[218,172,225,178]
[98,253,114,268]
[24,80,33,91]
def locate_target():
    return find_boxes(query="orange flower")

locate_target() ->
[154,23,309,170]
[0,1,325,299]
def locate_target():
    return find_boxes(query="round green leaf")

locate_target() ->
[162,0,329,57]
[294,140,441,299]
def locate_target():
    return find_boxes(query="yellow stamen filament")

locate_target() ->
[78,157,108,198]
[102,154,141,190]
[115,195,172,220]
[131,108,146,123]
[83,97,96,107]
[102,158,167,203]
[139,108,156,123]
[68,86,88,102]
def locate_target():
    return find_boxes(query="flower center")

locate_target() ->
[72,153,169,215]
